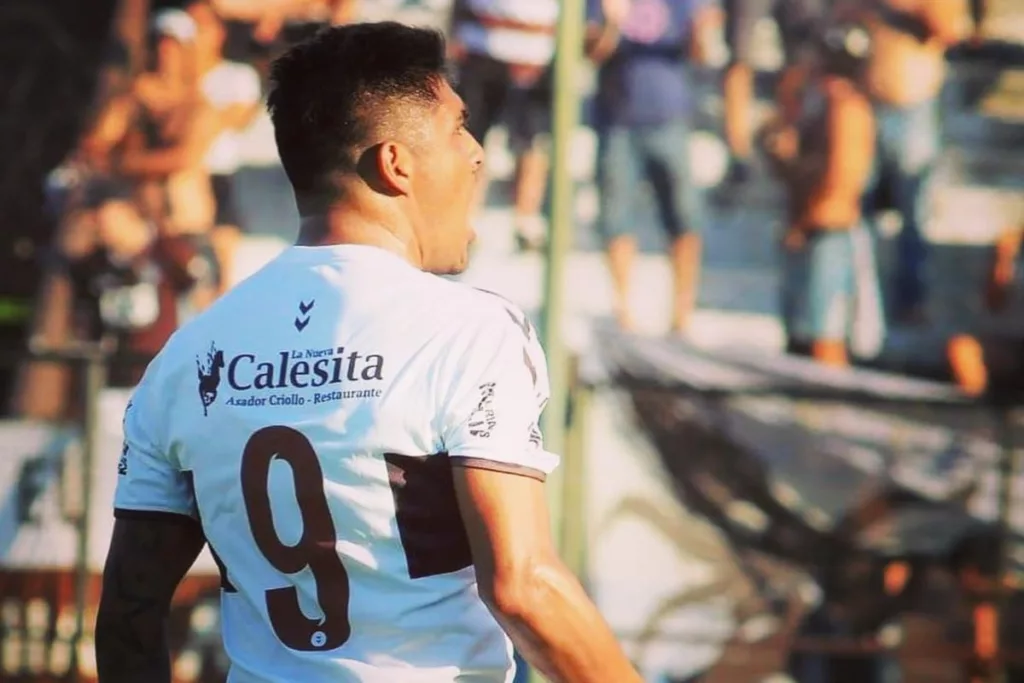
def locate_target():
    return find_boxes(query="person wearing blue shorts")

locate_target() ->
[586,0,715,334]
[763,19,883,366]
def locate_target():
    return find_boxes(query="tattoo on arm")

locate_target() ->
[95,514,205,683]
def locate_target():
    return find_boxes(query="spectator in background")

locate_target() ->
[129,3,204,232]
[46,80,139,225]
[130,0,256,296]
[25,87,212,411]
[586,0,716,334]
[985,223,1024,315]
[721,0,824,185]
[968,0,987,43]
[449,0,559,251]
[190,0,263,292]
[211,0,360,47]
[761,19,880,367]
[115,7,225,318]
[849,0,970,324]
[134,5,199,115]
[60,193,207,388]
[940,222,1024,397]
[11,49,141,419]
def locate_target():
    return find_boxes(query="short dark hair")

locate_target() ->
[266,22,449,199]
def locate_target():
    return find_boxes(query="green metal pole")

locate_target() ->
[70,350,107,683]
[529,1,584,682]
[540,0,584,512]
[561,371,590,580]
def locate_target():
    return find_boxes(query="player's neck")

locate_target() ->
[295,202,424,269]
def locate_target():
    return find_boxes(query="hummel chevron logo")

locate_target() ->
[294,300,315,332]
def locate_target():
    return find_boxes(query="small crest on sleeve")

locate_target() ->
[468,382,497,438]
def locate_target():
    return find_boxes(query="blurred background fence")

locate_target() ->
[0,346,224,683]
[578,328,1024,682]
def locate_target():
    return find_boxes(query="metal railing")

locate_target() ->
[0,342,153,683]
[567,350,1024,683]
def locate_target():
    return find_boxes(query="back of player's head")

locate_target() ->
[266,22,449,204]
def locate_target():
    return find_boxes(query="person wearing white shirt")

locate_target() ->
[190,1,264,292]
[144,1,264,294]
[95,22,643,683]
[449,0,559,251]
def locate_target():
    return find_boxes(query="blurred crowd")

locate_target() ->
[13,0,359,414]
[0,3,1020,680]
[11,0,1020,417]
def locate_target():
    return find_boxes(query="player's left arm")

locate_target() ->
[96,356,205,683]
[440,304,641,683]
[96,515,205,683]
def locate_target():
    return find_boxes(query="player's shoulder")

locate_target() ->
[428,283,545,373]
[140,316,205,385]
[427,278,533,333]
[139,282,248,384]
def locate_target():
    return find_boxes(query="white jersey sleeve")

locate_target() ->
[439,300,559,479]
[113,356,198,520]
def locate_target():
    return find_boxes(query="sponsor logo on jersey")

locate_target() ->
[468,382,497,438]
[197,342,386,412]
[294,298,314,331]
[196,344,225,417]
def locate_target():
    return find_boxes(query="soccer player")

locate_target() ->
[95,22,643,683]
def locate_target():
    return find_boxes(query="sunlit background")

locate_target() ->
[1,0,1024,681]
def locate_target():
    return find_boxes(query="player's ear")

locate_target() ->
[361,140,415,197]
